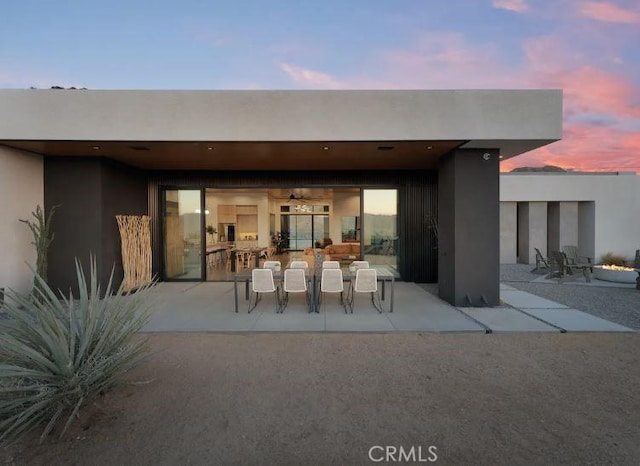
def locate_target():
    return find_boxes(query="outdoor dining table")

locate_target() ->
[233,265,396,313]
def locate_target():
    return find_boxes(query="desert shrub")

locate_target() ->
[0,257,154,445]
[19,205,58,291]
[599,252,628,267]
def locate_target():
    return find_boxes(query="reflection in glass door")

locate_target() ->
[363,189,398,271]
[163,189,203,280]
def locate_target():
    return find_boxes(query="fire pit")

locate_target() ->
[593,264,638,284]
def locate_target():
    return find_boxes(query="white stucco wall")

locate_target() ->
[0,146,44,294]
[0,89,562,158]
[500,172,640,263]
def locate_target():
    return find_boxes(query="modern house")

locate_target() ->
[500,171,640,265]
[0,89,562,306]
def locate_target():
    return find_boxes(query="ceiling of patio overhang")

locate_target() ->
[0,140,465,170]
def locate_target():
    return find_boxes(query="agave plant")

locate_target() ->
[0,257,154,445]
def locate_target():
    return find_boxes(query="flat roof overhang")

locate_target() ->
[0,89,562,170]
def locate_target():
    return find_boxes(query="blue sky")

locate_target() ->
[1,0,639,171]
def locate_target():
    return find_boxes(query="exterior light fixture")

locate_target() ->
[323,146,329,151]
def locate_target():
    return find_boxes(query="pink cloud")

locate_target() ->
[501,120,640,172]
[375,32,523,89]
[492,0,529,13]
[280,62,344,89]
[579,1,640,24]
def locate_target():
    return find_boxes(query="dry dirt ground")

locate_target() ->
[2,332,640,465]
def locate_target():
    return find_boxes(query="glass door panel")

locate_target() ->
[363,189,398,271]
[286,215,311,250]
[163,189,203,280]
[313,215,329,247]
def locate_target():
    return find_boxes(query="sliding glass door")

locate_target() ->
[281,213,330,250]
[163,189,203,280]
[362,189,398,270]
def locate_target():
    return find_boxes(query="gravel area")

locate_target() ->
[501,264,640,330]
[3,333,640,465]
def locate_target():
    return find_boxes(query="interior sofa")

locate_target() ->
[302,243,360,267]
[300,243,361,267]
[324,243,361,261]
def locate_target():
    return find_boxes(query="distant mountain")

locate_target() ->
[510,165,567,172]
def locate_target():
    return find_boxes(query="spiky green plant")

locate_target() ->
[19,205,58,289]
[0,256,154,445]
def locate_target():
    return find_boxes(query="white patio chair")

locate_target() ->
[289,260,309,269]
[248,268,280,313]
[281,268,311,313]
[319,268,348,314]
[263,260,281,271]
[351,260,369,269]
[347,268,382,313]
[322,260,340,269]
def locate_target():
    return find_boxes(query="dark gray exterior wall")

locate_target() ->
[44,157,147,294]
[438,149,500,306]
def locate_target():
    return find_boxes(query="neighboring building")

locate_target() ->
[500,171,640,264]
[0,89,561,306]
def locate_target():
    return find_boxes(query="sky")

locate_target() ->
[1,0,638,173]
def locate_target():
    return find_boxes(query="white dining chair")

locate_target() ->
[351,260,369,269]
[348,268,382,313]
[281,268,310,313]
[289,260,309,269]
[263,260,281,271]
[248,268,280,313]
[319,268,348,313]
[322,260,340,269]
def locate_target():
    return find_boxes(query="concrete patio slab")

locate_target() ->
[459,307,560,332]
[386,283,486,332]
[520,308,635,332]
[532,275,636,289]
[141,281,633,333]
[499,283,518,291]
[500,289,569,309]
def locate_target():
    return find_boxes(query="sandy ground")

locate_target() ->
[2,332,640,465]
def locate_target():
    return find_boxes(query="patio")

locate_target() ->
[142,280,634,333]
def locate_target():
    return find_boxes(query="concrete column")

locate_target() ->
[500,202,517,264]
[438,148,500,307]
[578,202,595,260]
[518,202,547,264]
[547,201,578,253]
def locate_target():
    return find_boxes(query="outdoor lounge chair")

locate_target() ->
[562,245,593,271]
[546,250,591,283]
[531,248,549,273]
